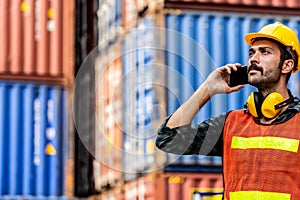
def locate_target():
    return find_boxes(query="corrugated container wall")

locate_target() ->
[0,82,73,198]
[164,0,300,9]
[0,0,75,85]
[96,171,223,200]
[94,40,123,191]
[95,0,167,186]
[97,0,122,51]
[97,0,164,49]
[122,14,166,181]
[165,11,300,166]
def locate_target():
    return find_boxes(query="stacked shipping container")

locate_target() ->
[96,171,223,200]
[94,40,123,190]
[0,83,71,197]
[122,16,166,181]
[94,0,167,189]
[0,0,75,199]
[92,0,300,199]
[0,0,74,85]
[92,0,124,192]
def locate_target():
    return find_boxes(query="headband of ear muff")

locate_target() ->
[246,92,284,119]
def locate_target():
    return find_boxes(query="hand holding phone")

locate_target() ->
[228,66,248,87]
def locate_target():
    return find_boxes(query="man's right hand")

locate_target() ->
[204,63,245,96]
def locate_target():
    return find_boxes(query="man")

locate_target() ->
[156,22,300,199]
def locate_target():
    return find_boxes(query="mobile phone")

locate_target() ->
[228,66,248,87]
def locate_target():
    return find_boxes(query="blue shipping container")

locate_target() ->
[165,11,300,119]
[122,16,165,181]
[97,0,123,50]
[165,11,300,166]
[0,81,69,197]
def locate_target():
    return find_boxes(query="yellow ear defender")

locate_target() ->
[260,92,284,119]
[246,91,294,119]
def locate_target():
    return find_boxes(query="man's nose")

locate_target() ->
[249,52,260,64]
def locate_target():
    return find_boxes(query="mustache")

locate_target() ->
[248,64,263,74]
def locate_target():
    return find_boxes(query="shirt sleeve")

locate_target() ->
[155,113,227,157]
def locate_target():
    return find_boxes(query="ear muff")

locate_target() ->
[246,92,285,119]
[246,92,263,118]
[261,92,284,119]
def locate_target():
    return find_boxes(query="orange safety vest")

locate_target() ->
[223,110,300,200]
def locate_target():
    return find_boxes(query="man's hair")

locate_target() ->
[251,37,298,84]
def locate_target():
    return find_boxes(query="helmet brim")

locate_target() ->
[245,32,289,46]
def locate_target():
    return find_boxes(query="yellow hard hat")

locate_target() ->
[245,22,300,73]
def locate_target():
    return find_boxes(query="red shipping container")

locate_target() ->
[0,0,75,84]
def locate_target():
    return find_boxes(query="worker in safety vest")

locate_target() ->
[156,22,300,200]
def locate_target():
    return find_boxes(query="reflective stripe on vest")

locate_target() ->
[231,136,299,153]
[230,191,291,200]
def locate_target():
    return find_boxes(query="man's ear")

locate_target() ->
[282,59,294,74]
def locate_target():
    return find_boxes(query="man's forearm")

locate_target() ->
[166,84,211,128]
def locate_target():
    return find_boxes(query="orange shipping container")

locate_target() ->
[95,41,123,191]
[0,0,75,85]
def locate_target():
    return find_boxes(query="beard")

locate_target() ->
[248,63,281,89]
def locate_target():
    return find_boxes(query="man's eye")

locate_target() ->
[261,49,270,54]
[262,51,270,55]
